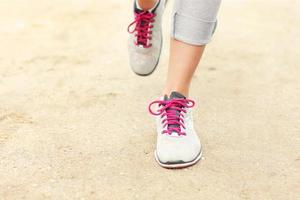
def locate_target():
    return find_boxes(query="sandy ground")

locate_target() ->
[0,0,299,199]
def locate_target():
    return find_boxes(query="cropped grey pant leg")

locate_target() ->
[171,0,221,45]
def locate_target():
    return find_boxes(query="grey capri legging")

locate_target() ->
[171,0,221,45]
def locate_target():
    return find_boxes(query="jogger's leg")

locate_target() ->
[149,0,221,168]
[163,40,205,96]
[163,0,221,96]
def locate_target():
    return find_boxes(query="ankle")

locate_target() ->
[163,87,189,97]
[137,0,158,10]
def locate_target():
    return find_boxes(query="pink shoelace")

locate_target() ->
[149,98,195,136]
[127,11,156,48]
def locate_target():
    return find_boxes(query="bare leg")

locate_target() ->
[137,0,158,10]
[163,39,205,97]
[163,0,221,97]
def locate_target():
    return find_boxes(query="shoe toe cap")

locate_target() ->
[156,139,201,164]
[130,54,158,75]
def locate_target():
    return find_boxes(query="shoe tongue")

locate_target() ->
[170,91,186,99]
[164,92,186,135]
[163,91,186,101]
[163,94,168,101]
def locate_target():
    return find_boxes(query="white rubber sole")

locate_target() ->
[154,150,203,169]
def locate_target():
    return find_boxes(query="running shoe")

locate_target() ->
[127,0,166,76]
[148,91,202,168]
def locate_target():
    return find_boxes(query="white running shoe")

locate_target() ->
[127,0,166,76]
[148,91,202,168]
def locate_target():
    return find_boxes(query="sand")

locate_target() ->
[0,0,299,199]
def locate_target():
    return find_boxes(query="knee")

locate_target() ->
[171,0,221,45]
[171,12,218,46]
